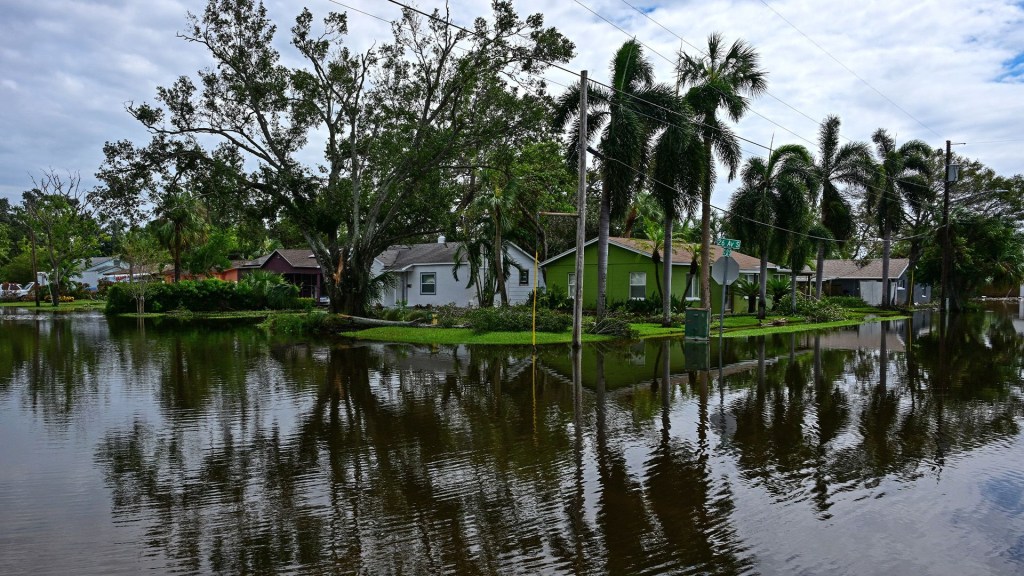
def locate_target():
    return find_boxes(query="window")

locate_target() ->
[686,278,700,300]
[629,272,646,300]
[519,268,529,286]
[567,273,576,299]
[420,272,436,295]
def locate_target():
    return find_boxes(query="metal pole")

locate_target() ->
[572,70,588,350]
[719,256,728,338]
[940,139,951,317]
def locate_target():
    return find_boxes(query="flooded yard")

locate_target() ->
[1,306,1023,574]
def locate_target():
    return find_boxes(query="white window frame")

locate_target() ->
[686,277,700,300]
[629,272,647,300]
[519,268,529,286]
[567,272,576,299]
[420,272,436,295]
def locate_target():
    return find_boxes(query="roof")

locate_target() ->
[819,258,910,281]
[377,242,468,271]
[270,249,321,269]
[541,237,782,272]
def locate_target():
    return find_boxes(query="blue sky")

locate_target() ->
[2,0,1024,211]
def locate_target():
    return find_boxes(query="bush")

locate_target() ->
[465,305,571,333]
[433,303,466,328]
[586,316,638,339]
[777,292,848,322]
[534,286,572,312]
[821,295,868,309]
[105,278,305,314]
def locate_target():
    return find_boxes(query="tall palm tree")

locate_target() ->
[650,113,705,326]
[812,115,873,297]
[678,33,767,310]
[153,190,208,283]
[727,144,815,319]
[867,129,932,307]
[554,40,680,319]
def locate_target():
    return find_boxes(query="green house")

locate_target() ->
[540,237,786,312]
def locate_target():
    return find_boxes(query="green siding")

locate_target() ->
[544,242,732,310]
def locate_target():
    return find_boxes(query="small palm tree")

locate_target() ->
[153,190,208,283]
[812,115,874,297]
[727,144,815,319]
[868,129,932,307]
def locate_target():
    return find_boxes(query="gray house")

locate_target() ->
[818,258,931,306]
[72,257,128,289]
[372,237,543,307]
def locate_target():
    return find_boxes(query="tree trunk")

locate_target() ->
[791,270,798,310]
[699,151,712,310]
[758,247,768,320]
[173,226,182,283]
[815,242,825,299]
[881,230,891,308]
[596,186,610,320]
[662,214,673,326]
[494,221,507,307]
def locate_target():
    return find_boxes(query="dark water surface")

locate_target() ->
[2,306,1023,575]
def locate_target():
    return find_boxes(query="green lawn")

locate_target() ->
[339,326,614,345]
[0,299,106,311]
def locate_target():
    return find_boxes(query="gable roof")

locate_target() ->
[269,249,321,269]
[377,242,468,271]
[541,237,782,272]
[819,258,910,281]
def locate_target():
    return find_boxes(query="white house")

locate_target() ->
[372,237,544,307]
[818,258,932,306]
[72,257,128,289]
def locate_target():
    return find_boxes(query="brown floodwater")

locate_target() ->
[1,305,1023,575]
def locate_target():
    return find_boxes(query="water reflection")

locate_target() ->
[0,308,1022,574]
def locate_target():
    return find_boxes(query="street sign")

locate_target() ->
[716,237,741,250]
[710,256,740,286]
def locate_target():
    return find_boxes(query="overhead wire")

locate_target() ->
[757,0,942,139]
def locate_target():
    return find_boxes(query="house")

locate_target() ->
[540,237,786,312]
[72,257,130,289]
[372,237,543,307]
[247,249,325,300]
[817,258,931,306]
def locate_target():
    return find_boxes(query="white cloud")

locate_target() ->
[1,0,1023,211]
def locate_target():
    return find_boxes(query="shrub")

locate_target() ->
[534,286,572,311]
[465,305,571,333]
[586,316,638,339]
[821,295,868,309]
[105,278,305,314]
[433,303,465,328]
[777,292,848,322]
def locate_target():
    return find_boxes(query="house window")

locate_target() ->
[686,278,700,300]
[420,272,436,295]
[519,268,529,286]
[567,273,576,299]
[629,272,646,300]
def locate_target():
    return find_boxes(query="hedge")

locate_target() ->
[105,279,306,314]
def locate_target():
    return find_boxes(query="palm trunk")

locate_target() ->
[881,231,891,308]
[494,222,507,307]
[758,247,768,320]
[699,148,712,310]
[662,214,673,326]
[815,242,825,298]
[790,269,798,310]
[173,226,182,283]
[596,186,610,320]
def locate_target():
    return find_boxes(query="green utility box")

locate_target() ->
[685,308,710,340]
[684,341,710,371]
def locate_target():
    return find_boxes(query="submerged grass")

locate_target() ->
[339,326,613,345]
[0,300,106,311]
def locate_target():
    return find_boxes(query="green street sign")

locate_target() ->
[716,237,741,250]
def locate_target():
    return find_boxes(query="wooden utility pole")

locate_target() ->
[939,139,952,317]
[572,70,588,350]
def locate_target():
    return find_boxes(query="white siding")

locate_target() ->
[504,245,545,305]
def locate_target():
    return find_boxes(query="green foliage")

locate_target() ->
[822,295,868,308]
[106,278,303,314]
[775,292,848,322]
[766,276,792,304]
[534,286,572,312]
[585,316,638,339]
[432,304,466,328]
[0,250,34,284]
[259,311,336,334]
[465,305,571,334]
[239,270,300,310]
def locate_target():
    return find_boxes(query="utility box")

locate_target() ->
[684,341,710,371]
[685,308,710,340]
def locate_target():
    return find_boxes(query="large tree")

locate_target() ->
[867,129,931,307]
[811,115,873,297]
[128,0,573,315]
[554,39,679,319]
[727,144,815,319]
[21,171,100,306]
[678,33,767,310]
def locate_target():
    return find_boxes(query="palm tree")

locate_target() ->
[650,112,705,326]
[554,40,680,319]
[153,190,208,283]
[678,33,768,310]
[727,144,815,319]
[867,129,932,307]
[812,115,873,297]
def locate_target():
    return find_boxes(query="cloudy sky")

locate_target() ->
[2,0,1024,213]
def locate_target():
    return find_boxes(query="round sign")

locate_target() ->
[710,256,740,286]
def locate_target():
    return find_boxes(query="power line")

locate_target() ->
[571,0,818,148]
[324,0,392,23]
[758,0,942,139]
[615,0,837,139]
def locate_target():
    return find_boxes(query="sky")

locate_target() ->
[2,0,1024,214]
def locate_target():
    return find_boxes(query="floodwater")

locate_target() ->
[1,306,1023,575]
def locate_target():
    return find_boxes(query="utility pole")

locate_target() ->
[940,140,961,317]
[572,70,588,350]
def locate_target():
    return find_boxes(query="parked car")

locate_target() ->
[0,282,21,298]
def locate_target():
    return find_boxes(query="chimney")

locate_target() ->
[438,235,446,244]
